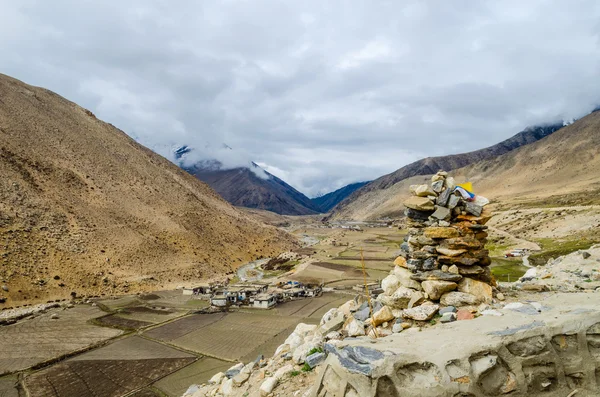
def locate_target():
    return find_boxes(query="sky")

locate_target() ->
[2,1,600,197]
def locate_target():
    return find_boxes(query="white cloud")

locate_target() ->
[1,0,600,197]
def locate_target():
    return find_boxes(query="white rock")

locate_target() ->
[208,372,225,385]
[402,305,439,321]
[320,308,340,325]
[381,274,401,295]
[274,364,295,380]
[344,317,366,337]
[338,300,357,317]
[283,332,304,351]
[293,341,320,364]
[521,268,537,280]
[260,377,278,396]
[220,378,234,396]
[481,309,503,317]
[503,302,525,310]
[274,343,291,356]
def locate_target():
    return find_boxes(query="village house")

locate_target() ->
[252,293,277,309]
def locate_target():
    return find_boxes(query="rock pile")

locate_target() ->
[374,170,497,325]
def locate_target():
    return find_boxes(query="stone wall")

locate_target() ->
[311,293,600,397]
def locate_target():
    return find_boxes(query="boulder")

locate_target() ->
[456,265,485,275]
[343,316,366,337]
[445,177,456,190]
[411,184,436,197]
[456,309,474,320]
[458,278,493,304]
[306,352,326,368]
[436,247,467,257]
[392,266,422,290]
[378,286,414,309]
[372,305,395,326]
[260,377,278,397]
[404,196,435,211]
[440,237,482,250]
[405,208,433,221]
[440,312,456,323]
[393,256,408,268]
[440,291,479,307]
[411,270,462,282]
[465,202,483,216]
[424,227,459,239]
[436,188,452,206]
[319,310,345,335]
[408,291,425,308]
[220,378,234,396]
[430,206,451,221]
[402,305,439,321]
[447,195,461,209]
[209,372,225,385]
[293,340,321,364]
[381,274,401,295]
[421,280,458,301]
[438,256,480,266]
[431,180,444,193]
[338,300,358,317]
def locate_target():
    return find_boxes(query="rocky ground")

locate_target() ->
[184,244,600,397]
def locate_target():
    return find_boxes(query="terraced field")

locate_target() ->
[0,306,122,375]
[25,337,196,397]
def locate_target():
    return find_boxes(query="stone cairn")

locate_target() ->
[375,170,497,325]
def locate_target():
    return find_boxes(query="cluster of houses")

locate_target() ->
[182,281,322,310]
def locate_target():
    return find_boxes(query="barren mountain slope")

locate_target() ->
[453,111,600,203]
[330,123,563,219]
[0,74,296,306]
[331,111,599,221]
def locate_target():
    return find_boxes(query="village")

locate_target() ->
[181,280,324,310]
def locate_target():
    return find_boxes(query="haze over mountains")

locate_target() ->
[330,113,600,221]
[175,146,367,215]
[0,74,295,306]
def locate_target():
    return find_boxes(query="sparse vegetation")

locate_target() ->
[530,237,597,266]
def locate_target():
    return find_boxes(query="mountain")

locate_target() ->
[453,110,600,204]
[311,181,369,212]
[177,149,323,216]
[0,73,296,306]
[329,123,564,220]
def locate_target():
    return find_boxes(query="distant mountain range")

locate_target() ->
[329,122,566,220]
[175,147,370,215]
[312,182,369,212]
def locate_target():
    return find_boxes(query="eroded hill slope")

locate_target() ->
[0,74,296,306]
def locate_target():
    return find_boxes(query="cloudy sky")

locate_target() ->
[2,1,600,197]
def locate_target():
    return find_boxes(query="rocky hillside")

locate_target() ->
[329,123,564,220]
[311,181,369,213]
[179,152,322,215]
[0,73,296,306]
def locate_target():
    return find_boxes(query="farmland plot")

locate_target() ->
[25,337,195,397]
[0,306,121,374]
[168,312,298,361]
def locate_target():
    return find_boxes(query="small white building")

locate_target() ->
[253,294,277,309]
[210,294,229,307]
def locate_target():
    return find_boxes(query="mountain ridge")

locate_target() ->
[329,122,565,220]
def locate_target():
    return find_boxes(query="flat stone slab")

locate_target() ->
[311,293,600,397]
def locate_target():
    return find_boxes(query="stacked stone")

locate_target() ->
[397,171,494,305]
[372,171,496,326]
